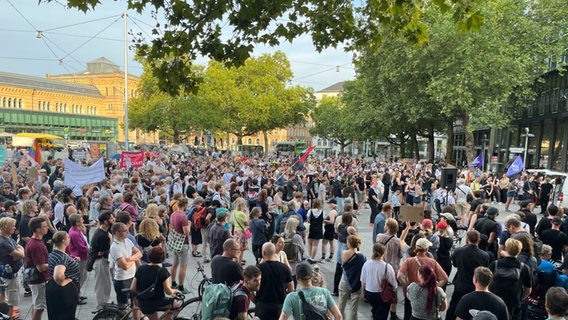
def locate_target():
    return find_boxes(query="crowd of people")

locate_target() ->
[0,149,567,320]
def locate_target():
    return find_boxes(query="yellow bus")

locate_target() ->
[13,133,65,151]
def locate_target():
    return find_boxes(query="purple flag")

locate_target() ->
[469,153,483,168]
[506,155,524,177]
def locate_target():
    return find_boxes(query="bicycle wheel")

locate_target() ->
[173,297,202,320]
[198,278,212,298]
[92,309,123,320]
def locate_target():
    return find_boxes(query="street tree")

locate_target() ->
[129,63,208,143]
[310,96,356,154]
[199,52,315,151]
[48,0,486,95]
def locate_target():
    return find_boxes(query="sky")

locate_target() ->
[0,0,356,92]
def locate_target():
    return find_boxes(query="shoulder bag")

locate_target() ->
[137,266,163,299]
[380,262,397,304]
[166,228,185,253]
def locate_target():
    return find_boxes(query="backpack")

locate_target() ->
[279,214,291,234]
[283,235,299,263]
[528,268,558,307]
[201,282,247,319]
[490,260,525,301]
[193,206,207,229]
[298,291,326,320]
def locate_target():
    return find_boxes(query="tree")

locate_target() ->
[50,0,486,95]
[198,52,315,150]
[310,96,355,153]
[129,63,208,143]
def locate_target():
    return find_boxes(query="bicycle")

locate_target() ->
[193,261,212,298]
[91,291,194,320]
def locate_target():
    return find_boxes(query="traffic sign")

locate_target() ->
[509,147,524,153]
[64,133,68,140]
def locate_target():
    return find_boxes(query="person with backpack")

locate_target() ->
[473,206,500,258]
[186,197,206,259]
[454,266,511,320]
[528,245,559,319]
[208,210,231,259]
[489,238,532,320]
[279,262,342,320]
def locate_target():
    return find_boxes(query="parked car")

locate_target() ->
[527,169,568,209]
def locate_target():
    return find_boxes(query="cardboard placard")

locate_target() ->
[399,205,424,223]
[28,167,38,181]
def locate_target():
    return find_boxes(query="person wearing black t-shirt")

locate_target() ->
[211,239,244,285]
[89,211,114,309]
[256,243,294,320]
[539,216,568,262]
[539,178,554,214]
[455,266,510,320]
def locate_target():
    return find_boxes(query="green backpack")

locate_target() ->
[201,282,247,320]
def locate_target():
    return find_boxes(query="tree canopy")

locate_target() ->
[49,0,486,95]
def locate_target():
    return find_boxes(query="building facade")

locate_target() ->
[0,57,158,144]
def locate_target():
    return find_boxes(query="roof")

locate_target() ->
[0,71,103,97]
[86,57,121,74]
[317,82,345,93]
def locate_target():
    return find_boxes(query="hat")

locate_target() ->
[486,207,499,218]
[552,216,563,225]
[62,188,74,196]
[295,262,313,280]
[328,199,337,204]
[421,219,433,228]
[3,200,16,210]
[521,200,532,208]
[436,221,448,230]
[440,212,455,221]
[216,208,228,221]
[415,238,433,250]
[469,310,497,320]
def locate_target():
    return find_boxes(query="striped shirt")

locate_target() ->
[48,249,80,286]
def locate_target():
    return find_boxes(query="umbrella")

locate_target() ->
[109,153,122,160]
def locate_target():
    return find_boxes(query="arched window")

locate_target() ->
[255,138,260,145]
[93,107,96,115]
[247,138,252,144]
[8,98,11,108]
[18,99,22,109]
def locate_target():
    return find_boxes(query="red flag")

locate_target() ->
[292,146,315,170]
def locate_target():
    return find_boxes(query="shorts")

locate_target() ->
[30,282,47,310]
[2,273,20,306]
[139,297,174,315]
[173,244,190,265]
[113,278,133,305]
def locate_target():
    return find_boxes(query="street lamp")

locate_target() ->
[481,133,489,172]
[522,127,535,168]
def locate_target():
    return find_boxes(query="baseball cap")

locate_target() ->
[486,207,499,218]
[3,200,16,210]
[328,199,337,204]
[440,212,455,221]
[436,221,448,230]
[415,238,432,250]
[421,219,433,228]
[551,216,562,225]
[469,310,497,320]
[62,188,74,196]
[295,262,313,280]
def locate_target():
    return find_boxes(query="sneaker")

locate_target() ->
[172,281,178,289]
[24,290,32,297]
[162,262,172,267]
[177,287,191,294]
[203,258,211,263]
[331,292,339,297]
[326,257,333,262]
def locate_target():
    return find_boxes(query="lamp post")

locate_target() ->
[481,133,489,172]
[522,127,535,168]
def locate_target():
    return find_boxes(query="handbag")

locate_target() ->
[22,267,39,283]
[380,263,397,304]
[166,228,185,253]
[236,217,252,239]
[137,267,162,299]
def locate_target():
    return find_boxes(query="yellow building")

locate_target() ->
[0,57,157,144]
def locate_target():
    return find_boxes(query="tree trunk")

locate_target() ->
[427,128,435,163]
[340,142,345,154]
[446,120,455,165]
[237,135,243,146]
[263,131,269,156]
[411,133,419,160]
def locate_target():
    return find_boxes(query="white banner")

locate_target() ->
[64,158,105,189]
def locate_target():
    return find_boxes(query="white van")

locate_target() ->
[527,169,568,209]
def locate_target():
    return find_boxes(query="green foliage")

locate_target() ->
[310,96,355,152]
[198,52,315,143]
[46,0,486,95]
[128,62,207,143]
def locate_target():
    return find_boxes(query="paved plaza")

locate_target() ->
[13,200,530,319]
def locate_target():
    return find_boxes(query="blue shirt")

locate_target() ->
[372,213,386,243]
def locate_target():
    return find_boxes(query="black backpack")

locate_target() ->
[490,260,525,301]
[298,291,326,320]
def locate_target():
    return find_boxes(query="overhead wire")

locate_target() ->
[43,15,120,32]
[61,15,122,60]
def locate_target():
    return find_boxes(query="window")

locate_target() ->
[255,138,260,145]
[8,98,11,108]
[108,103,112,110]
[18,99,22,109]
[247,138,252,144]
[93,107,96,115]
[38,101,41,110]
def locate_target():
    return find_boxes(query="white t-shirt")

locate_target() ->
[454,185,472,203]
[109,238,136,280]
